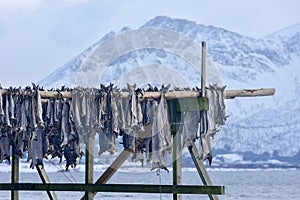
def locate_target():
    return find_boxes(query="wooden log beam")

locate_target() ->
[224,88,275,99]
[188,142,219,200]
[36,165,58,200]
[0,88,276,99]
[0,183,225,195]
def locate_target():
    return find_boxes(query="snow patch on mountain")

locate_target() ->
[39,16,300,162]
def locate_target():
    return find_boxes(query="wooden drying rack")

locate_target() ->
[0,42,275,200]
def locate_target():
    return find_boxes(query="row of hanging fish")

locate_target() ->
[0,84,226,170]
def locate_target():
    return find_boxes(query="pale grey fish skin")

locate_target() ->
[46,99,51,123]
[182,110,200,146]
[85,90,91,130]
[122,84,141,153]
[111,87,120,134]
[95,88,103,131]
[81,91,87,119]
[36,89,44,127]
[20,96,28,132]
[72,88,84,143]
[9,89,16,120]
[0,91,4,116]
[61,99,69,146]
[149,99,159,153]
[217,86,226,125]
[128,84,143,129]
[151,93,170,170]
[128,83,138,127]
[136,90,144,130]
[30,90,38,141]
[4,93,11,127]
[157,85,171,150]
[118,97,127,131]
[207,86,217,134]
[200,133,212,165]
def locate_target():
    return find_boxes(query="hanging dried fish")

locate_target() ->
[98,84,117,155]
[151,85,171,171]
[0,90,4,116]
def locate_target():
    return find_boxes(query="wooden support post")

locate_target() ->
[36,165,58,200]
[172,132,177,200]
[173,129,182,200]
[85,136,94,200]
[188,142,219,200]
[197,40,220,200]
[201,41,206,97]
[80,124,153,200]
[11,145,19,200]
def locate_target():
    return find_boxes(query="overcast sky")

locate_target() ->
[0,0,299,87]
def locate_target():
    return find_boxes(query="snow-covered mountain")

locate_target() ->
[39,16,300,164]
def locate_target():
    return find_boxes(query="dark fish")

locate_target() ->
[29,126,44,168]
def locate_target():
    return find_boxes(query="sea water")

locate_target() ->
[0,168,299,200]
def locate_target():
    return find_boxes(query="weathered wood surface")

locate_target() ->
[188,142,219,200]
[0,88,276,99]
[0,183,225,194]
[85,136,94,200]
[36,165,58,200]
[201,41,206,98]
[11,146,19,200]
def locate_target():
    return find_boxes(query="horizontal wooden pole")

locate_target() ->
[224,88,275,99]
[0,88,275,99]
[0,183,225,195]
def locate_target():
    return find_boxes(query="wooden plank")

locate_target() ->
[11,147,19,200]
[85,136,94,200]
[188,142,219,200]
[0,88,275,100]
[0,183,225,195]
[36,165,58,200]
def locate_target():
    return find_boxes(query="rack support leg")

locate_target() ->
[36,165,58,200]
[188,142,219,200]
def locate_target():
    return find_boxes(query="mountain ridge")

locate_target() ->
[38,16,300,163]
